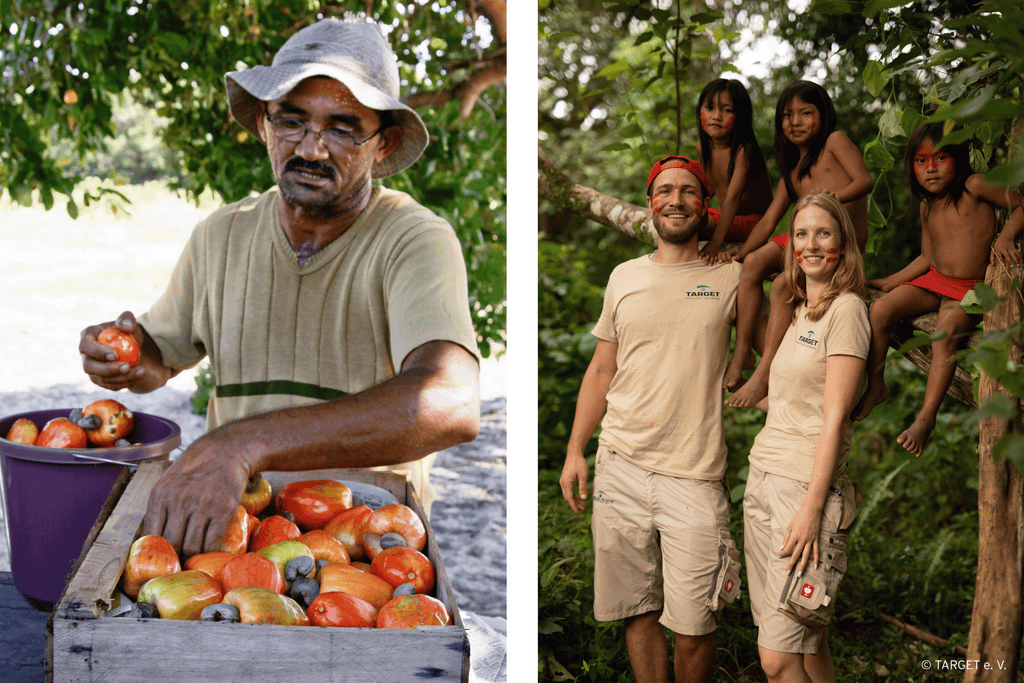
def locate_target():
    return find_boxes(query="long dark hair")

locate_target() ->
[904,122,973,217]
[774,80,837,202]
[696,78,769,187]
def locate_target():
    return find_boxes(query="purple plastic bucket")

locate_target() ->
[0,408,181,610]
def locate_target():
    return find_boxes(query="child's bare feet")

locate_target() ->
[897,417,935,456]
[726,370,768,407]
[852,382,889,421]
[722,365,747,392]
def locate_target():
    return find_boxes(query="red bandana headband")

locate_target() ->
[646,156,711,197]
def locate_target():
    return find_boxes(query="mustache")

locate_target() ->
[285,158,335,179]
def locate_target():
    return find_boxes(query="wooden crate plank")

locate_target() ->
[55,461,167,619]
[52,618,468,682]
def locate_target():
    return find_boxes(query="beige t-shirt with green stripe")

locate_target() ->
[139,185,480,510]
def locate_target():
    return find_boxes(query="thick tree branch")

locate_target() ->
[474,0,507,45]
[404,59,507,119]
[403,0,506,119]
[538,152,654,244]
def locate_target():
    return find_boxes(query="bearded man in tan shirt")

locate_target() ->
[560,156,743,683]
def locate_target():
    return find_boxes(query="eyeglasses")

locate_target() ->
[265,114,382,152]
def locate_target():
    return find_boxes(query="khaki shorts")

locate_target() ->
[743,465,856,654]
[591,445,741,636]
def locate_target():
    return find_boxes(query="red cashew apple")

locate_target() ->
[97,327,141,367]
[361,504,427,560]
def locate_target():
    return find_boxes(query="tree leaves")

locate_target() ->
[863,59,891,98]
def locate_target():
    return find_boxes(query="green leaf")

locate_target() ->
[960,290,987,315]
[594,60,630,79]
[538,617,564,635]
[895,330,946,355]
[730,483,746,503]
[983,159,1024,188]
[155,32,191,59]
[862,60,891,97]
[65,198,79,219]
[690,11,722,24]
[878,104,903,139]
[979,346,1010,380]
[600,142,630,152]
[994,434,1024,468]
[1001,371,1024,401]
[902,110,927,138]
[974,282,1001,311]
[867,195,886,229]
[863,139,894,173]
[546,30,576,42]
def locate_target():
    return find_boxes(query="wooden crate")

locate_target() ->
[48,461,469,682]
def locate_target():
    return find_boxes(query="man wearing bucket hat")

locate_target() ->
[559,157,743,683]
[78,19,481,558]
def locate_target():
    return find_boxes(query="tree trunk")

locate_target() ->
[965,257,1024,682]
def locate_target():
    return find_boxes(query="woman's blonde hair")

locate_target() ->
[781,192,865,323]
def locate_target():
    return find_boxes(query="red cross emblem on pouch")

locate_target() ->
[801,583,815,599]
[725,579,734,593]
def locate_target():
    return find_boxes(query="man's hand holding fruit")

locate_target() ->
[79,311,175,393]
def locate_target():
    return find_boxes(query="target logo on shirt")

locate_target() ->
[797,330,819,347]
[686,285,720,299]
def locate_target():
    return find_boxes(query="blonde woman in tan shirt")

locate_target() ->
[740,193,869,683]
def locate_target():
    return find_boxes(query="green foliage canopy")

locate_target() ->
[1,0,506,355]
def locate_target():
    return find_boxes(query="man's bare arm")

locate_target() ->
[143,340,480,557]
[560,339,617,513]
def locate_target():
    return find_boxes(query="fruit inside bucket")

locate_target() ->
[0,408,181,610]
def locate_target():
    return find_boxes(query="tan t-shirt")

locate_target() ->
[139,185,480,510]
[749,292,869,482]
[592,257,741,480]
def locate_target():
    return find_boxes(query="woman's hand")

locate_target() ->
[779,502,822,576]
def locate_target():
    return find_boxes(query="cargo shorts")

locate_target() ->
[743,465,857,654]
[591,444,741,636]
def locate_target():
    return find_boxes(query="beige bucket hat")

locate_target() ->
[225,19,429,178]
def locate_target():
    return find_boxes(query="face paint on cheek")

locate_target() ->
[723,116,734,134]
[795,248,803,264]
[687,196,702,213]
[651,195,665,215]
[700,109,708,130]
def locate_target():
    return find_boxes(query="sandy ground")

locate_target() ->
[0,188,507,619]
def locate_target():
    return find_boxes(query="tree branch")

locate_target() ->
[538,152,655,244]
[881,614,969,657]
[403,0,506,119]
